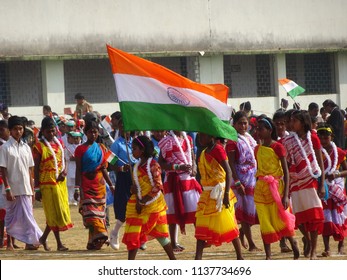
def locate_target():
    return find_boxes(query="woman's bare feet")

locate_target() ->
[292,240,300,260]
[239,229,248,249]
[25,244,39,250]
[6,245,14,251]
[39,237,51,251]
[57,245,69,251]
[322,250,330,257]
[248,245,262,252]
[302,237,310,258]
[338,243,345,255]
[172,243,185,253]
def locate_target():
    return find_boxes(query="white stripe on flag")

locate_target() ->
[114,74,231,121]
[282,80,298,92]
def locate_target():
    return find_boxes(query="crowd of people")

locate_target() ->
[0,94,347,261]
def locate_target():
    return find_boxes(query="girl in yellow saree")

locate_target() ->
[195,133,243,260]
[34,117,73,251]
[254,117,299,259]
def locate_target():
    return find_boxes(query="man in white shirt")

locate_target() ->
[0,116,43,250]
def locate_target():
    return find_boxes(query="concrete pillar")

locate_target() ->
[198,55,224,84]
[41,60,65,115]
[336,52,347,109]
[273,53,287,109]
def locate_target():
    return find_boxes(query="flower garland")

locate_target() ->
[170,130,192,165]
[293,131,321,179]
[321,142,338,186]
[133,157,160,205]
[321,148,332,174]
[238,132,257,167]
[42,136,65,180]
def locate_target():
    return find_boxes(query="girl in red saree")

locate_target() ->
[317,124,347,256]
[74,120,114,250]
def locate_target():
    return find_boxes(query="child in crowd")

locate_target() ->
[226,111,260,252]
[122,136,175,260]
[273,110,289,140]
[33,117,73,251]
[158,130,202,252]
[151,130,166,162]
[282,110,325,259]
[254,117,299,259]
[65,131,82,206]
[273,110,293,253]
[317,124,347,256]
[195,133,243,260]
[109,119,137,250]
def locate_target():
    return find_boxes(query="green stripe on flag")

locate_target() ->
[120,102,237,141]
[109,156,118,165]
[288,85,305,99]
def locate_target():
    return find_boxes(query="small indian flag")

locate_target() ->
[101,115,113,133]
[107,45,237,140]
[105,150,118,165]
[278,78,305,99]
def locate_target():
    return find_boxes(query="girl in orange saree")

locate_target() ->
[122,136,175,260]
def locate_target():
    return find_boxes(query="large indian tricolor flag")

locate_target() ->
[278,78,305,99]
[107,45,237,140]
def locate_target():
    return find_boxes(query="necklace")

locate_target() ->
[133,157,160,205]
[170,130,192,165]
[42,136,65,179]
[293,131,321,179]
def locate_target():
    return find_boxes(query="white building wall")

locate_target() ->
[1,0,347,124]
[1,0,347,57]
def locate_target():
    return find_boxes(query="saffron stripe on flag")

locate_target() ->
[107,45,229,104]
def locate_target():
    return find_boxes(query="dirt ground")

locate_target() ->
[1,202,347,260]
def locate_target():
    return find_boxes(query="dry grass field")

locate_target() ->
[1,202,347,261]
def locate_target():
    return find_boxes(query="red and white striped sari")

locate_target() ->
[282,132,324,232]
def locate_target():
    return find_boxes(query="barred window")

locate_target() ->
[286,53,336,94]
